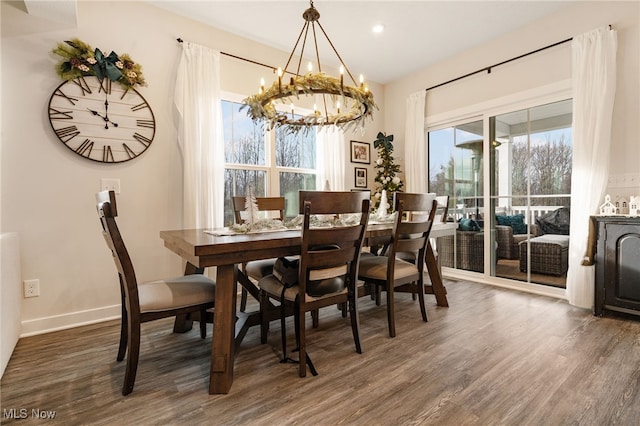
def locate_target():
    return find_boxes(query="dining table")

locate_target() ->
[159,221,457,394]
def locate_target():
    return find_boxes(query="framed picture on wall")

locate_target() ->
[354,167,367,188]
[350,140,370,164]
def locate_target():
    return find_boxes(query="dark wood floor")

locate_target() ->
[495,259,567,288]
[3,279,640,425]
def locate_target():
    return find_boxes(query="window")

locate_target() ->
[428,98,572,287]
[222,98,317,224]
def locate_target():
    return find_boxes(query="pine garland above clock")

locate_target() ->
[48,39,154,163]
[52,38,146,89]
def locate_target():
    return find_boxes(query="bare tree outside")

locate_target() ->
[511,133,572,206]
[429,156,454,199]
[430,131,571,209]
[276,118,317,216]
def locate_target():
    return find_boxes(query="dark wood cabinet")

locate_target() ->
[594,216,640,316]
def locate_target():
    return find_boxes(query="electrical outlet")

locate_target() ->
[24,279,40,298]
[101,178,121,194]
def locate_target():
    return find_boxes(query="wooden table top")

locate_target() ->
[160,222,457,268]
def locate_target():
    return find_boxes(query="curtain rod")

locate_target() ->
[177,37,283,75]
[425,25,612,92]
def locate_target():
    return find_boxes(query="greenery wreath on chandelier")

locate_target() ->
[52,38,146,89]
[242,71,377,133]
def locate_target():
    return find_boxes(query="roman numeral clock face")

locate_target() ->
[48,76,155,163]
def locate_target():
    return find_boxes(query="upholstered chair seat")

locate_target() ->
[138,275,216,313]
[244,259,278,281]
[358,256,420,283]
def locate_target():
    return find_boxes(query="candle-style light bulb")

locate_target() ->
[308,61,313,72]
[290,103,295,119]
[313,104,318,115]
[339,65,344,90]
[277,67,282,92]
[260,77,265,93]
[359,74,364,88]
[336,101,341,114]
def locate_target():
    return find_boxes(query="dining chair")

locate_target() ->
[358,192,437,337]
[232,196,286,312]
[96,190,215,395]
[404,193,448,277]
[435,195,450,223]
[258,191,370,377]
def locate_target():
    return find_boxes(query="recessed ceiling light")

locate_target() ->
[372,24,385,34]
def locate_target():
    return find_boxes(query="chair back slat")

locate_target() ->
[397,220,432,235]
[232,196,285,223]
[395,236,427,254]
[306,246,357,269]
[299,191,369,215]
[308,226,363,246]
[308,264,349,281]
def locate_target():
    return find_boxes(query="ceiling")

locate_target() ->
[146,0,574,84]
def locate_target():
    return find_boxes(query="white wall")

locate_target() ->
[0,1,384,336]
[1,233,21,377]
[383,1,639,185]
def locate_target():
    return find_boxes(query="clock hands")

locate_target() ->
[104,99,114,128]
[87,101,119,129]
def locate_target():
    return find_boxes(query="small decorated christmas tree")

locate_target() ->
[372,132,403,212]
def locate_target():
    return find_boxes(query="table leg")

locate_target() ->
[425,244,449,307]
[209,263,237,394]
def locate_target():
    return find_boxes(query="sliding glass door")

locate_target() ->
[490,99,572,287]
[429,119,485,273]
[428,99,572,288]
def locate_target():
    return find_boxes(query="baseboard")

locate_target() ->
[20,304,121,337]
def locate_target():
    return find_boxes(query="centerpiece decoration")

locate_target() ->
[372,132,404,213]
[227,186,362,234]
[242,0,376,134]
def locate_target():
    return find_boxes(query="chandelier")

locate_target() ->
[243,0,376,133]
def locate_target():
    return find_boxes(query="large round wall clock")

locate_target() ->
[47,75,155,163]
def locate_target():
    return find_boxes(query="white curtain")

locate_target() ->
[174,42,225,229]
[566,26,617,308]
[317,127,346,191]
[405,91,427,193]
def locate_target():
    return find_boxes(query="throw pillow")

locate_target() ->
[536,207,570,235]
[496,214,527,235]
[459,218,481,232]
